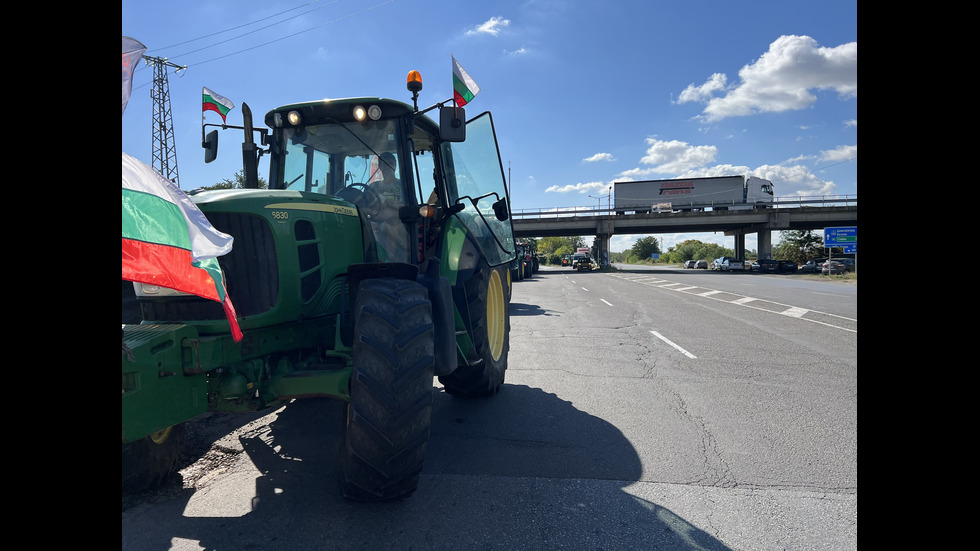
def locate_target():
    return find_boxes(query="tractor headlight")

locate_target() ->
[353,104,382,122]
[133,283,188,298]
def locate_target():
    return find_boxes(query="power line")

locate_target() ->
[171,0,396,68]
[131,0,393,73]
[147,0,329,52]
[157,0,344,61]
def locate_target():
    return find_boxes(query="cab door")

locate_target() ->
[443,111,516,267]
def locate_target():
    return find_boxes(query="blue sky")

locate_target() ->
[122,0,857,253]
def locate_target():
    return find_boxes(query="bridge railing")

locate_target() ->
[510,195,856,219]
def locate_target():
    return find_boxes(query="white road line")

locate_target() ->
[782,306,808,318]
[582,287,589,292]
[608,272,856,333]
[600,299,613,307]
[650,331,697,359]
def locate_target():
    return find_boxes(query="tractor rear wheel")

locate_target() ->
[439,261,509,397]
[340,278,435,502]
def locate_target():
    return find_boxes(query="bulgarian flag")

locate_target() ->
[122,152,243,342]
[122,36,146,116]
[452,55,480,107]
[203,87,235,122]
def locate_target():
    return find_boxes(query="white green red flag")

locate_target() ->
[452,55,480,107]
[121,152,243,341]
[122,37,146,116]
[203,87,235,122]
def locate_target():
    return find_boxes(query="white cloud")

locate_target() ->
[820,144,856,163]
[583,152,615,163]
[466,16,510,36]
[635,138,718,174]
[678,35,857,122]
[545,181,608,194]
[676,73,727,104]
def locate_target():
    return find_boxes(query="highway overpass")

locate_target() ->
[510,202,857,261]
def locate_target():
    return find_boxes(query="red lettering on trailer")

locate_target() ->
[659,181,694,195]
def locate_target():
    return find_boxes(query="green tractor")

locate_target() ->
[122,70,516,502]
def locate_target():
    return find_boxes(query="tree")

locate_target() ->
[537,236,586,264]
[774,230,823,263]
[201,169,268,190]
[629,236,661,261]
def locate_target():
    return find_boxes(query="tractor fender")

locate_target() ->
[417,259,457,376]
[345,262,419,309]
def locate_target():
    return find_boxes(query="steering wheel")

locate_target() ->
[336,183,383,217]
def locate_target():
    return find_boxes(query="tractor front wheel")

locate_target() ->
[439,262,509,397]
[340,278,435,502]
[121,423,184,494]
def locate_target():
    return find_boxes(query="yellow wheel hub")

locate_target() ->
[486,270,505,361]
[148,426,172,445]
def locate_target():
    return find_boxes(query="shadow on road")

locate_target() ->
[508,301,560,317]
[122,385,732,550]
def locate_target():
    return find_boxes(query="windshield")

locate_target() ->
[276,119,419,263]
[278,119,410,196]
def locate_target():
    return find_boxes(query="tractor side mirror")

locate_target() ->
[204,129,218,163]
[439,106,465,142]
[492,197,509,221]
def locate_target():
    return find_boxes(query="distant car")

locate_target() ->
[800,258,827,273]
[721,257,744,272]
[822,259,846,275]
[751,259,779,273]
[838,258,855,272]
[572,253,593,271]
[776,260,797,273]
[695,260,708,269]
[684,260,697,269]
[710,257,724,270]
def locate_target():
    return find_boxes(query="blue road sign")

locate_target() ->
[825,226,857,246]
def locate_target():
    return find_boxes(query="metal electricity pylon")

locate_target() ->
[144,56,186,188]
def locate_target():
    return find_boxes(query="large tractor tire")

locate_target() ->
[439,261,509,397]
[121,423,185,494]
[340,278,435,502]
[501,266,512,303]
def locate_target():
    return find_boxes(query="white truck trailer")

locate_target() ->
[614,175,773,214]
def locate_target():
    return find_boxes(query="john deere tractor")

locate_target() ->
[122,70,516,501]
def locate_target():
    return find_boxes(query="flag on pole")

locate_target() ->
[122,152,243,341]
[122,36,146,116]
[452,55,480,107]
[203,87,235,122]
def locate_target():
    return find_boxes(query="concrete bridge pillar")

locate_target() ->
[757,230,772,259]
[596,218,613,266]
[595,233,611,266]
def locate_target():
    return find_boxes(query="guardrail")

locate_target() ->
[510,195,856,219]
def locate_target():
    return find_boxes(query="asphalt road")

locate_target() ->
[122,264,857,550]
